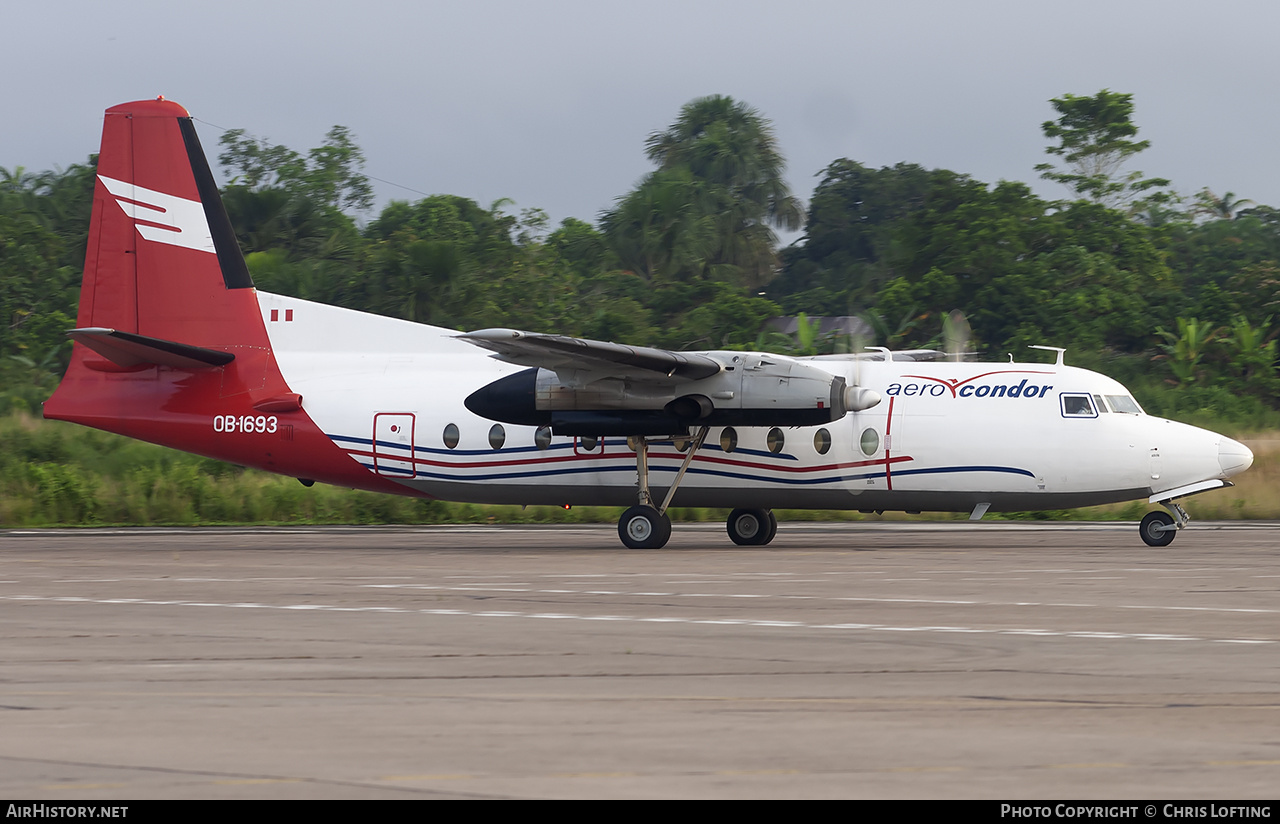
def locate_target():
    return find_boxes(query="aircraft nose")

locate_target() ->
[1218,437,1254,476]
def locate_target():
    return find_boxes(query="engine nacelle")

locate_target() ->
[465,353,881,435]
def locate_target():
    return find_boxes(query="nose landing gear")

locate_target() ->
[1139,501,1189,547]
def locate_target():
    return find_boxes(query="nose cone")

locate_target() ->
[1219,437,1254,477]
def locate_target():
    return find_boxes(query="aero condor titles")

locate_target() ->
[43,99,1255,549]
[886,373,1054,400]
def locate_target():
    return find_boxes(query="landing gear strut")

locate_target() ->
[615,426,782,549]
[617,426,709,549]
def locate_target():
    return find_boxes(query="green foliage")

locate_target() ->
[1220,315,1279,396]
[0,191,81,406]
[653,282,780,350]
[1152,315,1279,398]
[603,95,801,292]
[218,126,374,213]
[1035,89,1171,209]
[644,94,803,234]
[1155,317,1221,385]
[780,160,966,308]
[600,168,719,283]
[1191,188,1254,221]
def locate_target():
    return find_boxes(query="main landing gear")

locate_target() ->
[616,426,777,550]
[1139,501,1189,547]
[727,508,777,546]
[618,505,672,549]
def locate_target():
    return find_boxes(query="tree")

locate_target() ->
[645,95,803,235]
[1219,315,1278,397]
[604,95,802,289]
[1155,317,1220,385]
[1191,188,1255,221]
[218,126,374,214]
[1036,90,1170,209]
[600,168,718,283]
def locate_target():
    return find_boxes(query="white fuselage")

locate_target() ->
[258,292,1249,513]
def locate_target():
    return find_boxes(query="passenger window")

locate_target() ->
[443,423,460,449]
[767,427,785,454]
[1060,393,1097,418]
[720,427,738,453]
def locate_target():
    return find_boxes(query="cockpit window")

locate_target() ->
[1105,395,1143,414]
[1093,394,1109,413]
[1060,393,1098,418]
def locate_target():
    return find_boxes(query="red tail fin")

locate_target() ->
[43,99,414,496]
[77,97,258,344]
[44,99,287,434]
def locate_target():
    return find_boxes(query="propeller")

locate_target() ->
[845,318,882,411]
[943,309,971,363]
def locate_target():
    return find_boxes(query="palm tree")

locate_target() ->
[645,95,803,233]
[604,95,803,290]
[1192,188,1255,221]
[600,169,718,282]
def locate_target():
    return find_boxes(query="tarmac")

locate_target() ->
[1,521,1277,799]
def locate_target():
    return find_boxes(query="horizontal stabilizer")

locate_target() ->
[67,327,235,370]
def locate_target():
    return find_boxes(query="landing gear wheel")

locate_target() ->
[727,508,777,546]
[1139,511,1176,547]
[618,505,672,549]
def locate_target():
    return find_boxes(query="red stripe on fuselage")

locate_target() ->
[885,395,896,490]
[338,443,915,476]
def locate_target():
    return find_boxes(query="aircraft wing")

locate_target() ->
[457,328,723,382]
[803,349,947,363]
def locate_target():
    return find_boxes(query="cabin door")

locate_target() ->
[373,413,417,478]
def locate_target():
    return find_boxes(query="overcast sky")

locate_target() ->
[5,0,1278,239]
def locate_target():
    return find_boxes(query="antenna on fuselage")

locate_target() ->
[1029,345,1066,366]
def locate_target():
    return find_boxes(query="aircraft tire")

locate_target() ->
[619,505,672,549]
[1139,511,1177,547]
[727,508,775,546]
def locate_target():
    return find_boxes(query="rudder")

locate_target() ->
[45,98,288,434]
[79,97,258,346]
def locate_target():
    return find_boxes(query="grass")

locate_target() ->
[0,412,1276,528]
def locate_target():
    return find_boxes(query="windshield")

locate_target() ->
[1105,395,1143,414]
